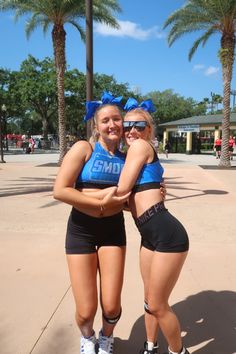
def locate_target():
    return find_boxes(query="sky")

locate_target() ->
[0,0,235,105]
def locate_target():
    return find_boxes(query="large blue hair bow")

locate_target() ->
[84,91,123,121]
[124,97,156,113]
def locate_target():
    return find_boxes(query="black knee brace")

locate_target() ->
[103,308,122,324]
[144,300,152,314]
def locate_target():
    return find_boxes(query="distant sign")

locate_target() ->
[178,124,200,133]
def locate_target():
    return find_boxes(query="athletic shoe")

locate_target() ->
[98,330,114,354]
[139,341,159,354]
[80,332,97,354]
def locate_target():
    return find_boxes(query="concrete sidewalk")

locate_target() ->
[1,153,236,354]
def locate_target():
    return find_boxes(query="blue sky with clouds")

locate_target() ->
[0,0,235,104]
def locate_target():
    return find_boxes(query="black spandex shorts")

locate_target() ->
[135,202,189,253]
[66,208,126,254]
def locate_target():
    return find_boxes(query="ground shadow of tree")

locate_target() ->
[26,291,236,353]
[172,290,236,353]
[114,290,236,353]
[164,176,228,201]
[0,176,56,197]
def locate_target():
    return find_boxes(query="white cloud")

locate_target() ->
[193,64,205,71]
[94,20,165,40]
[193,64,220,77]
[204,66,219,76]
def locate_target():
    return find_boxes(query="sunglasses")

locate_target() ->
[123,121,149,132]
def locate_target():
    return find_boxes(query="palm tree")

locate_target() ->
[212,93,223,112]
[163,0,236,167]
[0,0,121,164]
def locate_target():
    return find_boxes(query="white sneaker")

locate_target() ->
[80,332,97,354]
[98,330,114,354]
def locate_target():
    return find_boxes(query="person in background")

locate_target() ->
[21,134,27,152]
[164,139,171,158]
[214,137,222,159]
[29,136,36,153]
[196,135,201,154]
[116,98,189,354]
[228,135,235,160]
[53,93,130,354]
[152,137,159,153]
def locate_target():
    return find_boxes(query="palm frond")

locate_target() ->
[0,0,121,29]
[42,18,52,35]
[164,0,236,52]
[167,17,213,46]
[93,6,119,28]
[25,14,50,38]
[68,20,85,42]
[188,28,216,60]
[93,0,121,14]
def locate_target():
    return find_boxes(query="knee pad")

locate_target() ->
[103,308,122,324]
[144,300,152,314]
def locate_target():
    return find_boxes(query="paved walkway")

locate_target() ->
[1,152,236,354]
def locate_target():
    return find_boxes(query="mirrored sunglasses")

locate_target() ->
[123,121,149,132]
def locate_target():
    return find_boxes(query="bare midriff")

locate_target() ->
[129,189,163,219]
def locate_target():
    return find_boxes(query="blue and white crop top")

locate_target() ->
[132,147,164,193]
[76,142,125,189]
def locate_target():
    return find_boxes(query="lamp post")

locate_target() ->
[0,104,6,163]
[2,104,8,151]
[86,0,93,139]
[210,92,214,114]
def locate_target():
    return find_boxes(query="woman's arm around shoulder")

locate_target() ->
[117,139,151,196]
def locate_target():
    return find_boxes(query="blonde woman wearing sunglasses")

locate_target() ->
[117,98,190,354]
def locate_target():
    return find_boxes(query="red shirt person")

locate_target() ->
[214,137,222,158]
[229,136,235,160]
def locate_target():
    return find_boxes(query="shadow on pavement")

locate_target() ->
[114,290,236,354]
[36,163,59,167]
[173,290,236,353]
[165,177,228,201]
[199,165,236,170]
[0,176,56,197]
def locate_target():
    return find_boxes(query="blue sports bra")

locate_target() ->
[76,142,125,189]
[133,146,164,193]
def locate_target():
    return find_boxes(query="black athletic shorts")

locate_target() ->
[66,208,126,254]
[135,202,189,253]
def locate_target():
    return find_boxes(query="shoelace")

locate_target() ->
[99,335,113,353]
[81,336,96,354]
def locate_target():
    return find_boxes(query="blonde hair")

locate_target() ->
[91,104,123,142]
[124,108,155,142]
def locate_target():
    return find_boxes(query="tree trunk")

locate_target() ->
[219,35,235,167]
[52,24,67,165]
[42,118,49,141]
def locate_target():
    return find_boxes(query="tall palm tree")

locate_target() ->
[0,0,121,164]
[163,0,236,167]
[212,93,223,112]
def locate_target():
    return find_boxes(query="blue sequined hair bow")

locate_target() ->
[84,91,123,121]
[124,97,156,113]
